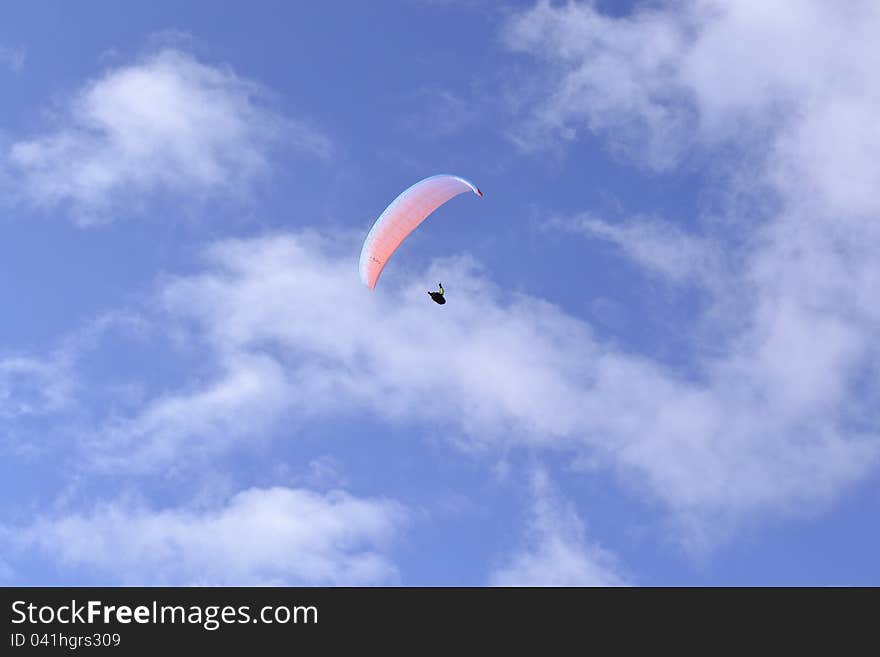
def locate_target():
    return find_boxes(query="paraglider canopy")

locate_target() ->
[359,174,482,289]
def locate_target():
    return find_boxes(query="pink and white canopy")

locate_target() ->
[359,174,482,289]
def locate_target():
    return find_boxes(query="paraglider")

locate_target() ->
[359,174,482,296]
[428,283,446,304]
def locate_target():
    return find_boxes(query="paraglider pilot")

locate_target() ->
[428,283,446,304]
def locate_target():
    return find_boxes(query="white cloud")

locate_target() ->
[504,0,880,195]
[6,49,330,224]
[502,0,695,167]
[490,469,627,586]
[87,232,599,472]
[10,486,407,585]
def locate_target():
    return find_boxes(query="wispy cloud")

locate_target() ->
[403,88,482,137]
[0,355,71,421]
[546,213,721,284]
[0,45,26,72]
[490,469,628,586]
[0,311,145,431]
[6,49,330,224]
[7,486,407,585]
[88,351,295,472]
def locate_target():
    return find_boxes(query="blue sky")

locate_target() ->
[1,0,878,586]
